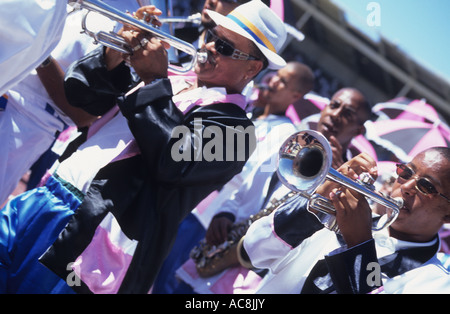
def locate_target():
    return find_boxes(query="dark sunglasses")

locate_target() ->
[205,29,259,61]
[396,163,450,202]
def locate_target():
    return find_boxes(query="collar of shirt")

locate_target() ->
[372,227,438,258]
[172,85,246,114]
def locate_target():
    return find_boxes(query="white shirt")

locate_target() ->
[0,0,66,95]
[191,115,297,228]
[244,209,450,294]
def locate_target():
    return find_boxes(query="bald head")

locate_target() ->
[331,88,372,124]
[286,62,315,97]
[256,62,315,116]
[416,147,450,186]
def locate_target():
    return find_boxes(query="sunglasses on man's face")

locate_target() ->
[205,29,259,61]
[396,163,450,202]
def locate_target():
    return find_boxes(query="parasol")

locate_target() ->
[366,118,450,163]
[372,98,446,124]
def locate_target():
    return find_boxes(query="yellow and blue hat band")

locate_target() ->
[228,12,276,53]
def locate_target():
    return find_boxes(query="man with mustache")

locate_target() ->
[153,61,314,294]
[0,0,286,294]
[205,87,372,246]
[175,87,372,293]
[242,147,450,293]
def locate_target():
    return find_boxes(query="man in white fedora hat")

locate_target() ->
[203,0,287,70]
[0,0,288,294]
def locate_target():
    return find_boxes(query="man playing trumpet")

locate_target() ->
[242,147,450,293]
[0,0,287,294]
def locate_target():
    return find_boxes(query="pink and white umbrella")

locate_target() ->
[349,134,378,161]
[372,98,445,124]
[366,118,450,162]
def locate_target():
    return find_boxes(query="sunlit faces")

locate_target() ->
[388,149,450,242]
[317,88,367,145]
[260,66,303,108]
[396,163,450,202]
[195,26,263,93]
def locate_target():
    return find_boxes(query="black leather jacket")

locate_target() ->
[40,47,256,293]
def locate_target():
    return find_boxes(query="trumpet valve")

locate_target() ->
[358,172,376,190]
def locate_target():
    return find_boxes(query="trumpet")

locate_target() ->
[68,0,207,73]
[159,13,202,25]
[277,130,403,232]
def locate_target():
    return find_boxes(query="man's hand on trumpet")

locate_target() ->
[330,186,373,248]
[104,5,172,84]
[317,152,377,247]
[315,152,378,200]
[133,5,162,25]
[121,29,170,84]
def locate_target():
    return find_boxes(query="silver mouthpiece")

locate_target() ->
[197,51,208,64]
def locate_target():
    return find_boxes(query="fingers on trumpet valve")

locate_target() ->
[132,5,163,27]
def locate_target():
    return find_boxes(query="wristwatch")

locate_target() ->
[38,56,53,69]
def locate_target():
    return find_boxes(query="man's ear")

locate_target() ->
[247,60,264,80]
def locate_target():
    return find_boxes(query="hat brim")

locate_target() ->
[206,9,286,70]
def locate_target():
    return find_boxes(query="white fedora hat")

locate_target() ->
[206,0,287,69]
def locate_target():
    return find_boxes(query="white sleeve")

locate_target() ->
[0,0,66,95]
[243,193,328,272]
[243,211,293,272]
[383,257,450,294]
[218,163,275,222]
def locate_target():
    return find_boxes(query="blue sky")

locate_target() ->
[330,0,450,83]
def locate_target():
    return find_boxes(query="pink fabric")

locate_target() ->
[72,223,136,294]
[181,258,201,281]
[195,190,220,215]
[56,126,78,142]
[92,72,246,167]
[270,0,284,21]
[396,100,440,122]
[285,105,301,124]
[440,228,450,254]
[87,105,120,139]
[179,258,261,294]
[374,119,431,136]
[210,266,261,294]
[377,161,397,177]
[308,96,327,110]
[182,93,246,113]
[170,71,247,112]
[408,126,449,158]
[285,95,328,125]
[438,122,450,139]
[351,135,378,161]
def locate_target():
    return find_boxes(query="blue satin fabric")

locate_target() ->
[0,175,81,293]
